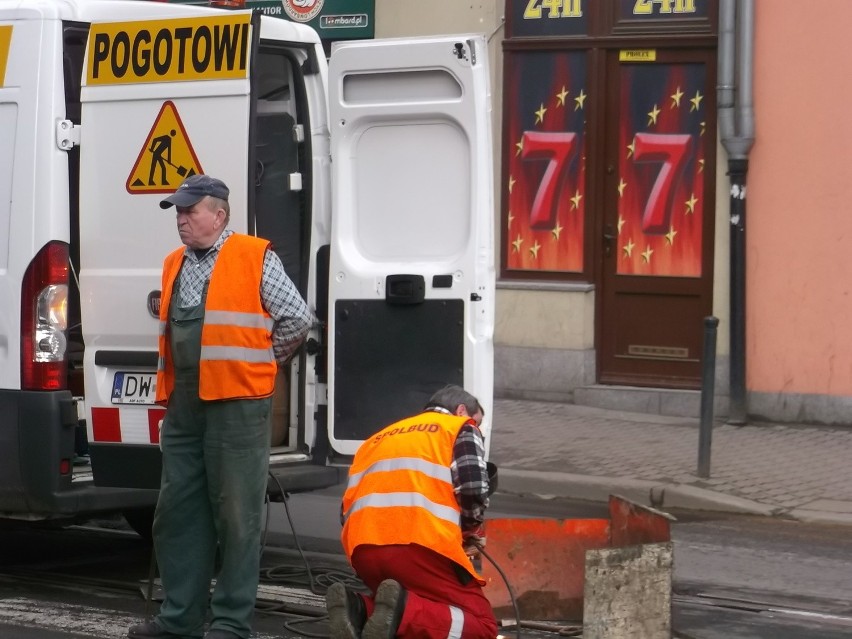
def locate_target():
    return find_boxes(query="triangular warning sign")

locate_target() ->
[126,101,204,195]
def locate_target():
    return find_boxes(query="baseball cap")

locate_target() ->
[159,174,230,209]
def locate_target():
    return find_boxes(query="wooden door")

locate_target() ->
[598,47,717,389]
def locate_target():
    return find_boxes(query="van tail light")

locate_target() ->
[21,242,70,391]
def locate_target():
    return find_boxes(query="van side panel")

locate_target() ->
[0,14,156,517]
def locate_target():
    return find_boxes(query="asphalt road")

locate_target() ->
[0,492,851,638]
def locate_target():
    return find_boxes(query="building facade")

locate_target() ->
[370,0,852,426]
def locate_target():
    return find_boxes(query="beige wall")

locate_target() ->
[496,286,594,349]
[748,0,852,396]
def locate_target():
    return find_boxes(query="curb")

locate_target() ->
[784,508,852,526]
[497,468,778,517]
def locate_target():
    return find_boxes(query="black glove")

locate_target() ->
[486,462,498,497]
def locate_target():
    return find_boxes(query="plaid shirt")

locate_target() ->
[425,407,490,533]
[175,229,313,364]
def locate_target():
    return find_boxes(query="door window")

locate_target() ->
[252,46,307,292]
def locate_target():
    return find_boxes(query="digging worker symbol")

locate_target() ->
[147,129,195,186]
[148,129,176,186]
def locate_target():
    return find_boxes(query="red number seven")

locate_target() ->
[633,133,692,234]
[521,131,578,230]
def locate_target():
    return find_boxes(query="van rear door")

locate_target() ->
[326,36,495,457]
[79,10,259,488]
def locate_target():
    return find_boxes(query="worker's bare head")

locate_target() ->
[425,385,484,425]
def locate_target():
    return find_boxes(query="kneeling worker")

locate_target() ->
[327,385,498,639]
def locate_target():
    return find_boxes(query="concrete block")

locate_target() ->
[583,542,673,639]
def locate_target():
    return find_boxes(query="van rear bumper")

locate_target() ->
[93,439,344,497]
[0,389,157,519]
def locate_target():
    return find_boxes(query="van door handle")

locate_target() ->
[386,274,425,305]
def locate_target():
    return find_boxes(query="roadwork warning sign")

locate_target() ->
[126,101,203,195]
[86,13,252,85]
[0,26,11,86]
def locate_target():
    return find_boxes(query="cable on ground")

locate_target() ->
[262,472,364,637]
[473,539,522,639]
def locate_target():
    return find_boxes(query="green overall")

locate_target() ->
[154,276,272,638]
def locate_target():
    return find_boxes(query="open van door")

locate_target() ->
[79,10,259,489]
[327,36,495,457]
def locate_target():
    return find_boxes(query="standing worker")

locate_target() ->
[327,385,499,639]
[128,174,313,639]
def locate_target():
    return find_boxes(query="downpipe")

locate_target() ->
[718,0,755,424]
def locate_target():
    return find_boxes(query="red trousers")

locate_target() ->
[352,544,497,639]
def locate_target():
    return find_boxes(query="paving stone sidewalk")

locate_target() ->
[489,398,852,525]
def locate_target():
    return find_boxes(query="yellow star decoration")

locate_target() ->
[627,139,635,159]
[570,190,583,210]
[617,215,625,234]
[512,234,524,253]
[698,159,705,172]
[508,175,516,194]
[622,238,635,258]
[665,226,677,245]
[556,86,569,107]
[647,103,661,126]
[700,121,706,136]
[685,193,698,214]
[617,178,627,197]
[551,222,563,241]
[515,137,524,156]
[690,91,703,112]
[507,210,515,229]
[574,89,587,111]
[535,103,547,125]
[670,86,684,108]
[529,240,541,259]
[641,245,654,263]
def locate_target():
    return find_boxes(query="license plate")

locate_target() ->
[111,372,157,405]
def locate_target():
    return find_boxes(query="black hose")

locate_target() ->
[144,546,157,619]
[472,539,522,639]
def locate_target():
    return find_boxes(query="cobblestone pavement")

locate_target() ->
[489,399,852,524]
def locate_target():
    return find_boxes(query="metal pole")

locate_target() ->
[698,316,719,478]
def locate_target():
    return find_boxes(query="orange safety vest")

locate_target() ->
[341,411,484,584]
[155,234,277,403]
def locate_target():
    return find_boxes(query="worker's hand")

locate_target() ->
[462,525,486,558]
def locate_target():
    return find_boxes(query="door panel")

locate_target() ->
[599,48,716,388]
[79,13,256,455]
[328,36,495,456]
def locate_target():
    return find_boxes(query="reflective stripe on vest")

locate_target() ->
[344,491,460,526]
[205,310,275,331]
[347,457,453,490]
[200,345,274,363]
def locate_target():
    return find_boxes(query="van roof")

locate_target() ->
[0,0,222,21]
[0,0,320,45]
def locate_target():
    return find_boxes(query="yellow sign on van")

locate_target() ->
[87,13,252,85]
[0,26,12,86]
[126,101,204,194]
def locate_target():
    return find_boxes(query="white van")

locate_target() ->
[0,0,494,536]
